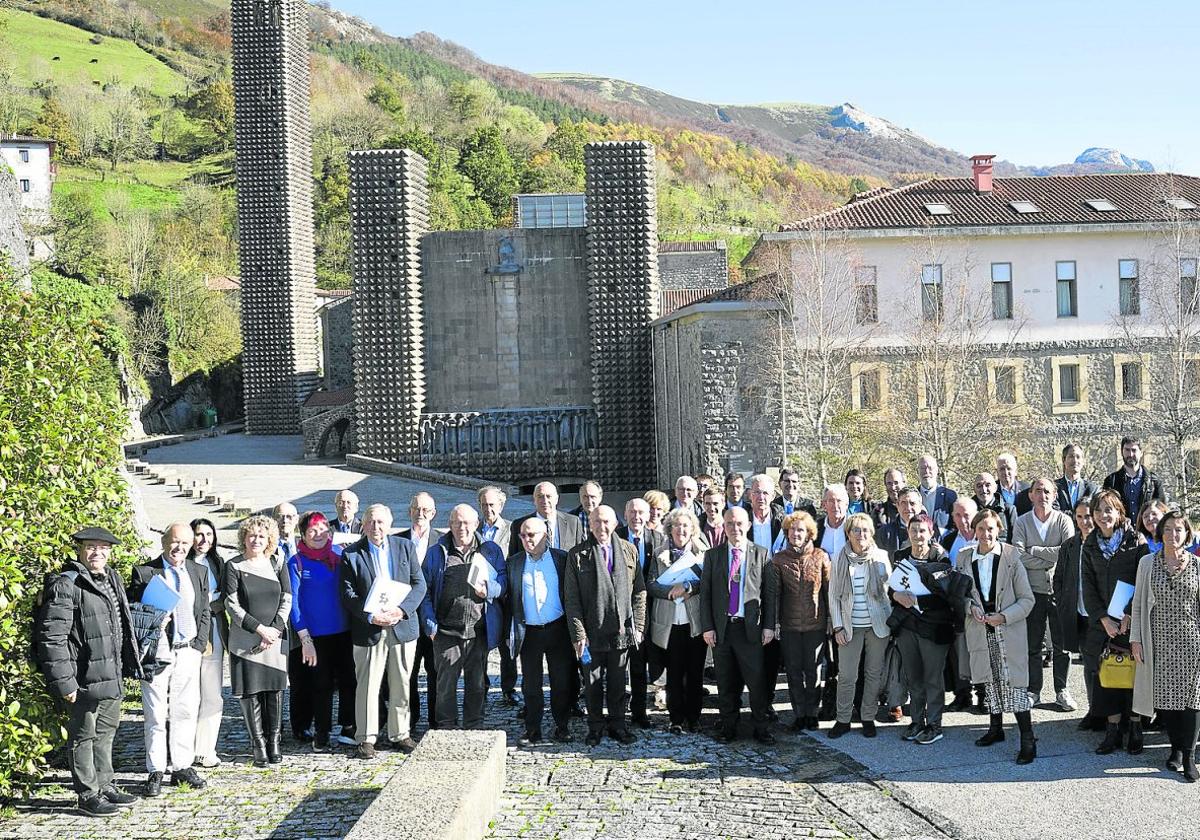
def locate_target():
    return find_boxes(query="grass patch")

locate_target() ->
[0,9,185,98]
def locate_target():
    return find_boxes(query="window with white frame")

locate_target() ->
[1119,259,1139,316]
[1056,261,1077,317]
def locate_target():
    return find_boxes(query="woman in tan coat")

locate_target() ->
[827,513,891,739]
[959,509,1037,764]
[1131,509,1200,781]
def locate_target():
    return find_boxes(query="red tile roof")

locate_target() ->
[781,172,1200,231]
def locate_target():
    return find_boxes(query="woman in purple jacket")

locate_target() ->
[288,511,357,751]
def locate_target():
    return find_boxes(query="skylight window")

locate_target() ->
[1009,201,1041,214]
[1166,197,1198,211]
[923,202,953,216]
[1085,199,1118,212]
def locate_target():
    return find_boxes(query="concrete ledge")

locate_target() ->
[346,454,519,498]
[123,422,245,458]
[346,729,506,840]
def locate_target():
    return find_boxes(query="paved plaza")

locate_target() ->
[6,434,1200,839]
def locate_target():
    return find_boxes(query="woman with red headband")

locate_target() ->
[287,511,357,751]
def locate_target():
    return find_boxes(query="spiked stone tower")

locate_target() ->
[584,141,661,488]
[348,149,430,460]
[230,0,319,433]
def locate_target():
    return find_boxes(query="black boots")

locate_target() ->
[1015,711,1036,765]
[1096,722,1122,755]
[1126,717,1144,755]
[263,691,283,764]
[975,714,1005,746]
[240,696,268,767]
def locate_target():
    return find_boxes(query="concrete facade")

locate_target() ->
[421,227,591,411]
[348,148,429,461]
[318,295,353,391]
[230,0,319,434]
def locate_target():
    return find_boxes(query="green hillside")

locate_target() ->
[0,9,186,98]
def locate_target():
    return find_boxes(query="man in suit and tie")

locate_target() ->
[478,485,520,707]
[420,505,507,730]
[725,472,746,510]
[564,505,646,747]
[915,455,957,538]
[398,491,441,728]
[771,468,817,519]
[876,488,922,558]
[568,481,605,531]
[1102,435,1168,513]
[340,504,428,759]
[700,505,779,744]
[997,452,1033,516]
[128,522,212,795]
[744,474,783,554]
[1056,443,1098,512]
[508,517,573,746]
[510,481,585,556]
[274,503,299,561]
[330,490,362,535]
[617,497,668,727]
[814,484,849,560]
[672,475,705,519]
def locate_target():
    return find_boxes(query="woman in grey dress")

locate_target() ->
[224,515,291,767]
[1131,509,1200,781]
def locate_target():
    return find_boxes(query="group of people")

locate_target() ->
[33,434,1200,817]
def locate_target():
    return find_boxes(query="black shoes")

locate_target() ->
[1168,749,1185,773]
[827,721,851,739]
[902,722,924,741]
[630,715,652,729]
[754,729,776,745]
[1016,733,1037,765]
[78,795,119,817]
[355,742,377,760]
[391,737,418,754]
[585,731,603,747]
[668,724,684,735]
[552,726,572,743]
[861,721,877,738]
[143,771,163,797]
[713,728,737,744]
[99,784,136,807]
[313,732,331,753]
[976,727,1005,747]
[518,731,542,748]
[171,767,207,789]
[1096,723,1122,755]
[609,728,637,745]
[946,694,972,713]
[501,691,523,707]
[1127,720,1145,755]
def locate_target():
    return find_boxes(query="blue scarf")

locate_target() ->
[1099,527,1124,560]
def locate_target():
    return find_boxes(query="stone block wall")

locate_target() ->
[319,296,353,390]
[349,148,430,460]
[230,0,319,433]
[658,241,728,290]
[584,141,661,489]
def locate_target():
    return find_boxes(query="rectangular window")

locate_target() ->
[994,365,1017,404]
[858,368,881,410]
[1059,363,1080,403]
[991,262,1013,319]
[18,149,29,163]
[921,264,943,322]
[19,179,29,193]
[1183,258,1199,315]
[1119,259,1140,316]
[854,266,878,324]
[1120,361,1142,402]
[1056,261,1077,317]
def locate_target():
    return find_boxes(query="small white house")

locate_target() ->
[0,134,57,259]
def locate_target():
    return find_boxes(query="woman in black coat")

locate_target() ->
[1052,499,1102,730]
[1081,489,1146,754]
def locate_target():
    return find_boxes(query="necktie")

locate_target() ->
[169,564,196,645]
[547,520,557,549]
[604,544,613,574]
[633,536,643,570]
[728,547,742,615]
[784,501,794,514]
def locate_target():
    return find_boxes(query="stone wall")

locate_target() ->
[0,163,30,287]
[421,227,591,411]
[658,241,728,290]
[319,296,353,390]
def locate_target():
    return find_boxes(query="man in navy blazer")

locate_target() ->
[420,504,508,730]
[916,455,957,538]
[1055,443,1099,512]
[507,516,572,745]
[340,503,427,759]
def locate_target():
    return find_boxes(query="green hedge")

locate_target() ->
[0,283,138,798]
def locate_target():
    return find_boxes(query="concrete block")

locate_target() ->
[345,729,505,840]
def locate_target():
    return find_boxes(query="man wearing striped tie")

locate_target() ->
[699,506,779,745]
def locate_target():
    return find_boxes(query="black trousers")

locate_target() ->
[408,633,438,728]
[500,634,519,695]
[287,645,316,736]
[628,637,662,719]
[1164,708,1200,753]
[583,647,629,733]
[895,629,950,727]
[433,631,489,729]
[518,618,574,734]
[1027,592,1069,695]
[781,629,826,720]
[310,631,357,735]
[713,621,769,732]
[761,637,782,710]
[664,625,707,725]
[67,695,121,798]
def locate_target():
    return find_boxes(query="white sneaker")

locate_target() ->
[654,688,667,711]
[195,755,221,768]
[1056,690,1077,712]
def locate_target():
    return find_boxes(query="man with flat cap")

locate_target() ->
[35,527,144,817]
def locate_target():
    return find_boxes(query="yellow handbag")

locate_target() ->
[1098,644,1136,689]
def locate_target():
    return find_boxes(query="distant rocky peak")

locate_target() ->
[1074,147,1155,172]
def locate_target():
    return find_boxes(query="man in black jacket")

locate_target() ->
[971,472,1017,543]
[128,522,212,796]
[616,498,668,727]
[1102,435,1168,515]
[36,526,143,817]
[1056,443,1098,513]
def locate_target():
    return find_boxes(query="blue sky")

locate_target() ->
[334,0,1199,173]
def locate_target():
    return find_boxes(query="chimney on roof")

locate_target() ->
[971,154,996,194]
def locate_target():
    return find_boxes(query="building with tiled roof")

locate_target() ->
[652,158,1200,492]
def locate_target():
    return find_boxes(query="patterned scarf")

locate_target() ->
[1099,527,1125,560]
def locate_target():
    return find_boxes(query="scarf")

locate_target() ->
[297,538,339,573]
[1099,527,1124,560]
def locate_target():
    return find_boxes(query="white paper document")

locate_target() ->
[656,556,700,588]
[363,577,411,614]
[887,559,931,597]
[1107,580,1136,619]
